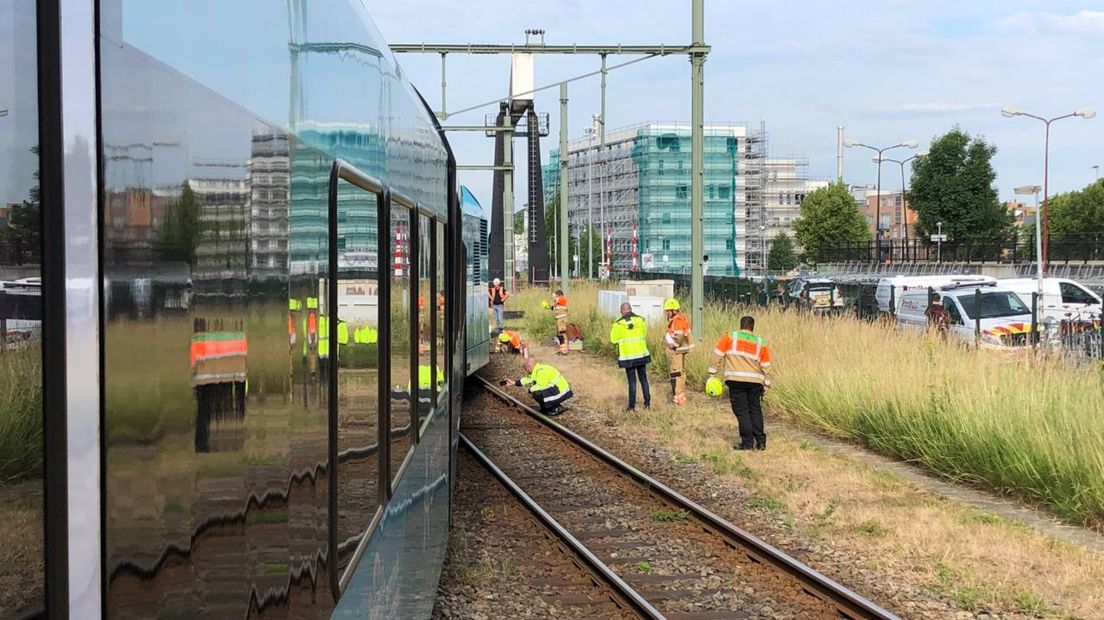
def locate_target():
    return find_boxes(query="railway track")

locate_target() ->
[461,375,898,620]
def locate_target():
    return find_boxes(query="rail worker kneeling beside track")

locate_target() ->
[499,357,573,416]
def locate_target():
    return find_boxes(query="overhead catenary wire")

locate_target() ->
[443,53,661,119]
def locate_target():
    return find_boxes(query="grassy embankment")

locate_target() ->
[512,281,1104,528]
[0,345,42,483]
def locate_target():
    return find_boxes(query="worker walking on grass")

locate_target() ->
[663,298,693,405]
[707,315,772,451]
[925,290,951,335]
[542,289,569,355]
[488,277,509,332]
[499,357,573,415]
[610,302,651,411]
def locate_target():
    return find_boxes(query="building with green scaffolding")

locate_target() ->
[544,122,751,277]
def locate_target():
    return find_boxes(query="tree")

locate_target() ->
[158,181,200,265]
[545,194,603,278]
[908,128,1014,243]
[766,232,798,272]
[1046,179,1104,237]
[792,181,871,263]
[513,208,525,235]
[0,146,42,264]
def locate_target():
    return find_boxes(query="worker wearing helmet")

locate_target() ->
[707,315,772,451]
[549,289,569,355]
[499,357,573,415]
[496,329,528,357]
[663,298,693,405]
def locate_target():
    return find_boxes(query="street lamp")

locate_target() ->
[876,151,928,254]
[1014,184,1043,296]
[1001,105,1096,275]
[844,138,918,256]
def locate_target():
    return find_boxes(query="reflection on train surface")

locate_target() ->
[2,1,488,618]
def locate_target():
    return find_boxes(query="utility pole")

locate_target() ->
[586,120,595,279]
[836,126,844,182]
[502,113,515,291]
[559,82,570,294]
[690,0,706,339]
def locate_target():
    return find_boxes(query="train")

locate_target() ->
[5,1,489,618]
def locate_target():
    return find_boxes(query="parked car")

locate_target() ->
[897,283,1035,349]
[1000,278,1102,324]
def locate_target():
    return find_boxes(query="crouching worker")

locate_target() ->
[499,357,573,415]
[496,330,529,357]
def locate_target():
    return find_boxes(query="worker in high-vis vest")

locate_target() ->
[549,290,569,355]
[663,298,693,406]
[499,357,572,415]
[609,301,651,411]
[707,315,772,451]
[354,325,378,345]
[496,330,528,357]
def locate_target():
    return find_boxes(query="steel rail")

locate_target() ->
[459,434,664,620]
[473,375,899,620]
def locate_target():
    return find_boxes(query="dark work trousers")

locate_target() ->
[727,381,765,448]
[624,364,651,409]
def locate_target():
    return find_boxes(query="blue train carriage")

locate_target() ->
[461,186,491,376]
[12,1,475,618]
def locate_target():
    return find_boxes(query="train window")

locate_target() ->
[0,2,46,615]
[334,180,381,573]
[417,213,433,434]
[389,202,414,486]
[435,221,447,407]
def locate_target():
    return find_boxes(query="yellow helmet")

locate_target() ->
[705,377,723,397]
[663,298,680,311]
[498,332,511,343]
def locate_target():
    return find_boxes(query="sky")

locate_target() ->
[371,0,1104,208]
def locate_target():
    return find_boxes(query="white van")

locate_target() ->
[896,283,1035,348]
[875,275,995,314]
[999,278,1102,324]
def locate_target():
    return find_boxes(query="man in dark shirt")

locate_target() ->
[925,291,951,333]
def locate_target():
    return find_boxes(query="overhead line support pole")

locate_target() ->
[690,0,706,339]
[503,112,515,292]
[560,82,570,293]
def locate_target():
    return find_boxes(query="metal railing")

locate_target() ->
[818,234,1104,265]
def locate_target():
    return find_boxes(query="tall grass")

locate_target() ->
[0,345,43,483]
[512,281,1104,526]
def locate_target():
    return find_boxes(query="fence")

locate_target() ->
[818,234,1104,265]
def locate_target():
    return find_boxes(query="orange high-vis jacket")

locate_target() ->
[665,312,692,350]
[553,294,568,319]
[708,330,772,386]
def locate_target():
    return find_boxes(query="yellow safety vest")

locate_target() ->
[520,363,569,394]
[609,314,651,364]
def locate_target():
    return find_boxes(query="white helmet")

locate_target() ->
[493,278,501,285]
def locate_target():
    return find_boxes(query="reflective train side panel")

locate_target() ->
[90,1,460,618]
[461,186,491,376]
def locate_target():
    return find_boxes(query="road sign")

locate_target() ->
[930,234,948,242]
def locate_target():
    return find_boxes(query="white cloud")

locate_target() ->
[997,9,1104,35]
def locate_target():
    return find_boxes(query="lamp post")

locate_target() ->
[844,138,918,258]
[1001,106,1096,276]
[876,151,927,259]
[1014,184,1043,297]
